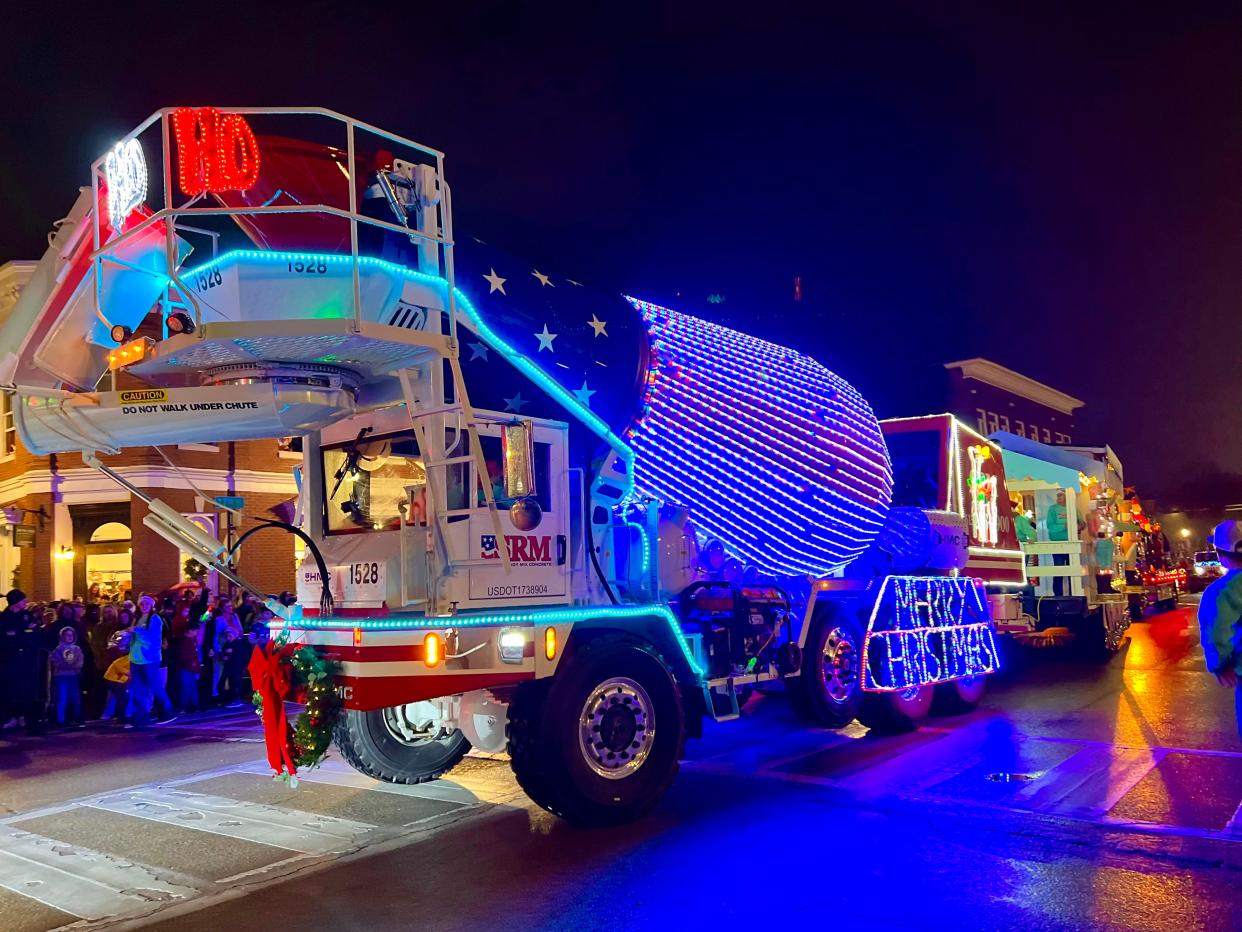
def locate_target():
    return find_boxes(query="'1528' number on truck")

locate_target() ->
[349,562,380,586]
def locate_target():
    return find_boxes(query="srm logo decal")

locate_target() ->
[481,534,552,565]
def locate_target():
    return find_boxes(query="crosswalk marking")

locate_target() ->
[85,787,378,854]
[730,718,1242,844]
[234,760,485,807]
[1224,799,1242,837]
[1013,745,1166,818]
[0,826,198,921]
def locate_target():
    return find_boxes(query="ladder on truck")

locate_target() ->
[394,350,511,612]
[376,161,513,610]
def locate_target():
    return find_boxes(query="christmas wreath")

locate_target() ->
[249,634,342,786]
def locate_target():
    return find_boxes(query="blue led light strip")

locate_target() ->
[282,603,703,677]
[177,250,635,480]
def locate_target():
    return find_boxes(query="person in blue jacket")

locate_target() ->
[1199,521,1242,740]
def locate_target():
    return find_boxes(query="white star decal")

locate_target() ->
[531,269,554,287]
[566,278,583,286]
[504,392,528,413]
[483,268,506,294]
[534,324,558,352]
[573,381,597,406]
[468,342,490,362]
[587,314,608,338]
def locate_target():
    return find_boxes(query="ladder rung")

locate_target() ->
[440,506,498,518]
[409,404,464,419]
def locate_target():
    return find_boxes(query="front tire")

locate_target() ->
[858,684,934,734]
[334,704,471,785]
[507,635,685,826]
[790,610,863,729]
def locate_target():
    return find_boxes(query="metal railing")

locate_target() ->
[88,107,458,345]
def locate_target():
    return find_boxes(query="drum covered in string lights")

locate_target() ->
[621,299,893,577]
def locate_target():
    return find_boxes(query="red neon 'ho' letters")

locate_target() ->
[171,107,261,196]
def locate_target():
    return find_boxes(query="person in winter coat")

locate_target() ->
[1201,521,1242,741]
[0,589,44,735]
[210,603,243,702]
[50,627,85,726]
[127,595,176,727]
[219,628,252,704]
[0,591,45,735]
[171,619,203,713]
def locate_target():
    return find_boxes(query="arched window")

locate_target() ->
[89,521,131,543]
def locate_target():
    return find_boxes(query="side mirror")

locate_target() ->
[502,420,536,501]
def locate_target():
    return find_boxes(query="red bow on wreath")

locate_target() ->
[249,641,300,778]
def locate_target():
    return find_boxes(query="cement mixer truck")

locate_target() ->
[1,107,999,824]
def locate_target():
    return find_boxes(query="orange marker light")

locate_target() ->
[107,336,155,370]
[353,626,362,647]
[544,626,557,662]
[424,632,442,668]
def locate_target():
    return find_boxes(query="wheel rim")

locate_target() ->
[382,701,457,747]
[898,686,921,702]
[821,626,859,703]
[578,677,656,780]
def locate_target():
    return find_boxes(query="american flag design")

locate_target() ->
[453,238,893,578]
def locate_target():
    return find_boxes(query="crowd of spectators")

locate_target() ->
[0,581,274,734]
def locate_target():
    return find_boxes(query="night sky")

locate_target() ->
[2,3,1239,496]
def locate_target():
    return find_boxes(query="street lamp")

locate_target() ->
[1180,528,1191,539]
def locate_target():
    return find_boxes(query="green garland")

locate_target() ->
[252,642,343,774]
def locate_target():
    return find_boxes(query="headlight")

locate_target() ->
[1195,566,1206,575]
[498,628,527,664]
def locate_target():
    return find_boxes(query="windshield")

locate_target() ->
[323,434,428,534]
[884,430,943,510]
[1195,551,1219,564]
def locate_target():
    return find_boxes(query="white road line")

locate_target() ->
[233,761,484,806]
[0,826,199,920]
[86,787,378,854]
[1224,798,1242,837]
[1014,745,1166,818]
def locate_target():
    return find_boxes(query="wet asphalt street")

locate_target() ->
[0,600,1239,932]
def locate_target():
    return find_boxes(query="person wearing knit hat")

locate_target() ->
[1200,521,1242,740]
[0,587,41,734]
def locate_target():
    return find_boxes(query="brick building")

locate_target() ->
[0,260,299,601]
[944,358,1084,445]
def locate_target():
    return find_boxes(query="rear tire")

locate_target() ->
[507,635,685,826]
[858,684,934,734]
[932,675,987,715]
[790,610,863,729]
[334,706,470,784]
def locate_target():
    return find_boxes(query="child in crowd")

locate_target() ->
[172,618,203,713]
[102,652,131,722]
[50,627,84,726]
[219,629,247,704]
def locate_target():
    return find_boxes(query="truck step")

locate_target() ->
[702,683,742,722]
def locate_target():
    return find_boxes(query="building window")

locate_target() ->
[0,394,15,459]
